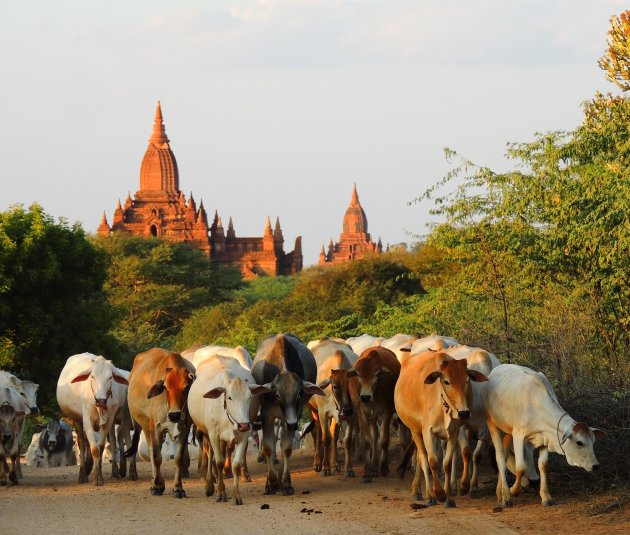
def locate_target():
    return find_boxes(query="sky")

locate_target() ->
[0,0,624,265]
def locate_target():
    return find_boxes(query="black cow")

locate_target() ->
[36,420,75,468]
[252,334,325,495]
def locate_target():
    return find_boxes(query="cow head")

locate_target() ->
[203,377,270,433]
[71,356,128,410]
[347,353,392,403]
[322,369,356,418]
[0,403,20,445]
[424,358,487,420]
[40,419,68,453]
[559,421,605,471]
[16,380,39,415]
[269,371,325,432]
[147,367,195,423]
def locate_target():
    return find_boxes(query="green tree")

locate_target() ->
[599,9,630,91]
[0,204,114,410]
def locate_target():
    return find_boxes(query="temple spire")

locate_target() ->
[264,216,272,236]
[350,182,359,205]
[150,101,170,146]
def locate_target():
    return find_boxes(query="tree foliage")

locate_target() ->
[0,204,114,409]
[599,9,630,91]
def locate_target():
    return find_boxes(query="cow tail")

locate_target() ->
[396,441,416,480]
[125,425,141,458]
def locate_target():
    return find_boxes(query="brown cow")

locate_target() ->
[394,351,487,507]
[126,348,195,498]
[347,346,400,482]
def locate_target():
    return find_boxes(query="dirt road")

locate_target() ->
[1,448,627,535]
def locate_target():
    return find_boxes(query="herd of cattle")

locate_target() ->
[0,333,605,509]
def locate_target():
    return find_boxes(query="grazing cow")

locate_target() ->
[0,386,27,485]
[482,364,604,507]
[0,371,39,479]
[56,353,129,485]
[347,346,400,481]
[36,420,75,468]
[406,335,460,359]
[185,345,253,371]
[395,351,487,506]
[252,334,325,495]
[189,355,269,504]
[345,334,384,356]
[126,347,195,498]
[441,345,501,496]
[309,339,358,477]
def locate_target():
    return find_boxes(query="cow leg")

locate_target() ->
[204,435,215,497]
[232,436,248,505]
[148,428,165,495]
[8,448,19,485]
[487,420,512,507]
[342,417,355,477]
[73,421,90,484]
[330,418,341,472]
[212,436,228,502]
[84,420,107,486]
[16,418,25,479]
[320,412,332,476]
[279,426,294,495]
[0,449,6,485]
[108,427,119,479]
[378,410,393,476]
[538,446,553,506]
[261,415,280,494]
[458,428,472,496]
[357,406,375,481]
[242,440,252,483]
[409,432,424,501]
[422,427,446,504]
[441,435,459,507]
[509,432,527,497]
[311,407,322,473]
[198,429,209,478]
[223,442,234,479]
[117,425,128,478]
[468,439,484,498]
[172,425,190,498]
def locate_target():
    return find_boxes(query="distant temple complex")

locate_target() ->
[318,184,382,265]
[98,102,303,278]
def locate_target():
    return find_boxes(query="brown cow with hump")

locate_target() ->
[346,346,400,482]
[126,348,195,498]
[395,351,487,507]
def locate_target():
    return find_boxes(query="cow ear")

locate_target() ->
[591,428,606,440]
[346,369,358,378]
[188,372,195,382]
[165,367,172,373]
[317,378,331,390]
[303,381,326,397]
[400,346,411,353]
[71,371,91,383]
[376,367,392,376]
[467,369,488,383]
[113,373,129,385]
[561,428,572,445]
[249,384,271,397]
[203,387,225,399]
[424,371,441,384]
[147,380,165,399]
[34,424,45,433]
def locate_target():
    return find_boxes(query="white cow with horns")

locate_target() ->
[56,353,129,485]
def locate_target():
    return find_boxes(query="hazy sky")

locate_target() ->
[0,1,624,265]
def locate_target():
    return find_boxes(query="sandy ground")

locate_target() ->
[1,446,628,535]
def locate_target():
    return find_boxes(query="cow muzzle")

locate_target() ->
[94,398,108,409]
[457,410,470,420]
[286,422,298,432]
[340,407,354,417]
[168,411,182,423]
[2,433,12,442]
[360,395,372,403]
[237,423,251,433]
[29,406,39,415]
[592,464,601,471]
[47,441,56,451]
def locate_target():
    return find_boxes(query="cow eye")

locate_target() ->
[228,396,232,401]
[576,441,583,447]
[443,380,450,386]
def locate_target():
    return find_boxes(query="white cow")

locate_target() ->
[0,386,28,485]
[482,364,605,507]
[188,355,269,505]
[381,333,422,362]
[0,371,39,479]
[310,339,358,477]
[185,345,253,371]
[137,428,200,462]
[345,334,384,356]
[26,431,45,467]
[56,353,129,485]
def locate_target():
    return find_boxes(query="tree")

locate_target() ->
[0,204,114,410]
[599,10,630,91]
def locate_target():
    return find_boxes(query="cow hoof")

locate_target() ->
[436,490,447,502]
[0,480,6,486]
[379,466,389,477]
[95,479,104,487]
[411,493,421,501]
[150,487,165,496]
[8,478,18,486]
[128,472,138,482]
[264,486,276,495]
[313,464,322,473]
[181,470,191,479]
[345,470,355,478]
[426,497,437,507]
[282,486,294,496]
[111,466,119,479]
[234,497,243,506]
[529,479,541,490]
[78,471,88,484]
[245,474,252,483]
[502,498,513,507]
[322,468,331,477]
[173,489,186,499]
[459,484,470,496]
[444,498,456,508]
[468,489,479,499]
[542,499,554,507]
[362,476,372,484]
[216,493,228,503]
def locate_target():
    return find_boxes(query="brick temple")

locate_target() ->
[318,184,382,265]
[98,102,302,278]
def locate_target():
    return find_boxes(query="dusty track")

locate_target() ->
[1,448,627,535]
